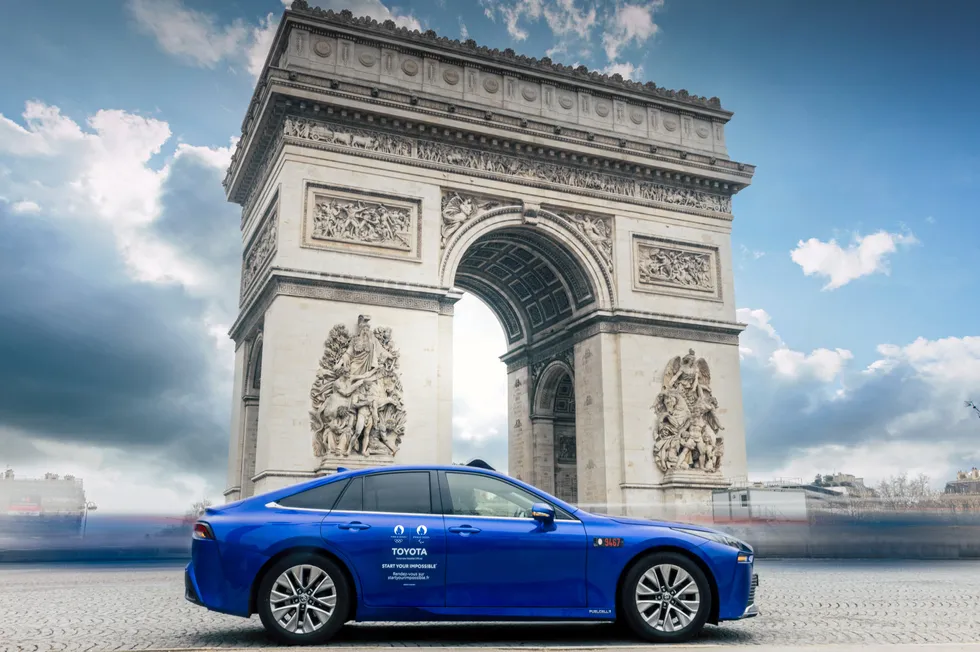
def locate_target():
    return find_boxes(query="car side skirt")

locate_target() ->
[354,606,616,622]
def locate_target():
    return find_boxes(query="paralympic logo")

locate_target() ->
[416,525,428,536]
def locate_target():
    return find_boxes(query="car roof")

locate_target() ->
[247,463,581,514]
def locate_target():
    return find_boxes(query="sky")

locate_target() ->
[0,0,978,512]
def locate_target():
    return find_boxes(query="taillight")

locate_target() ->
[193,522,214,540]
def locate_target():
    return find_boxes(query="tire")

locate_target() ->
[619,551,712,643]
[257,552,351,645]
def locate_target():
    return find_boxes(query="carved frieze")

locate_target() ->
[653,349,724,474]
[310,314,406,460]
[284,117,412,156]
[303,184,421,261]
[312,197,412,251]
[632,235,721,301]
[282,117,734,217]
[240,203,278,302]
[440,191,502,247]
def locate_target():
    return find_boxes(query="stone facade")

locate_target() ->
[224,4,754,516]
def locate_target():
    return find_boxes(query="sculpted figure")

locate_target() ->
[652,349,724,473]
[440,192,500,246]
[310,315,406,459]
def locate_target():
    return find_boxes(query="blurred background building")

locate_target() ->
[0,469,93,538]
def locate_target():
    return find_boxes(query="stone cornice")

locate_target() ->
[286,2,726,112]
[502,309,745,371]
[229,267,463,342]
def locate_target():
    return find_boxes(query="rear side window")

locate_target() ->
[364,472,431,514]
[333,476,362,511]
[278,479,350,510]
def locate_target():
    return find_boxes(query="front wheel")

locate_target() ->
[619,551,712,643]
[257,553,350,645]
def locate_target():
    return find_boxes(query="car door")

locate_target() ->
[320,470,446,608]
[439,470,588,609]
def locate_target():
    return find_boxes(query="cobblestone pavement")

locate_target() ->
[1,560,980,651]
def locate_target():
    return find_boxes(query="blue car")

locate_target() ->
[186,463,758,645]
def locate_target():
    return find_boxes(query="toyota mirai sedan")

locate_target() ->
[185,463,758,645]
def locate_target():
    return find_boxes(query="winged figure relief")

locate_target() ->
[440,192,501,246]
[654,349,725,473]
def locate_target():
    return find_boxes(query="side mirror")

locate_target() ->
[530,502,555,524]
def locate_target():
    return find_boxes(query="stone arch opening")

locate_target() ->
[531,360,577,503]
[448,216,596,501]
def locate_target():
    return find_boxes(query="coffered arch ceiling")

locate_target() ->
[453,227,597,346]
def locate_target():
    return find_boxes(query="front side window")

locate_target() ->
[445,472,571,519]
[363,472,432,514]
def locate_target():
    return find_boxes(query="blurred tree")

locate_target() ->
[875,472,937,509]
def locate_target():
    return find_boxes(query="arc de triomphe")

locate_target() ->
[223,2,755,518]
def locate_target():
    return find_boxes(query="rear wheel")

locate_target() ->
[257,553,350,645]
[619,551,711,643]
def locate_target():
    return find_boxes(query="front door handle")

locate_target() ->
[448,525,482,535]
[338,521,371,531]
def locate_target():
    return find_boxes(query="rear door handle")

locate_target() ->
[338,521,371,531]
[448,525,482,535]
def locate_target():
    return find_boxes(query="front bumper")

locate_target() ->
[739,573,759,619]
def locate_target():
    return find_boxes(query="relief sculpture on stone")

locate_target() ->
[653,349,725,473]
[312,196,412,250]
[283,116,412,156]
[440,191,501,247]
[310,315,406,459]
[637,244,713,291]
[560,211,613,268]
[240,208,278,300]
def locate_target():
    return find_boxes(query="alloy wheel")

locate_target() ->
[269,564,337,634]
[634,563,701,632]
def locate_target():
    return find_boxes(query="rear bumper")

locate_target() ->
[184,564,203,607]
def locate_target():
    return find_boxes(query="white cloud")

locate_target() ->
[452,294,508,447]
[542,0,597,40]
[483,0,596,50]
[759,440,956,490]
[10,199,41,214]
[131,0,423,78]
[309,0,423,32]
[870,336,980,403]
[128,0,250,69]
[601,61,643,80]
[602,1,662,61]
[459,18,470,41]
[10,437,214,514]
[737,308,852,383]
[770,347,854,383]
[246,13,281,78]
[0,101,234,288]
[791,230,918,290]
[174,138,238,172]
[740,308,980,487]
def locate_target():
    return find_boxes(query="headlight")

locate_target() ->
[672,527,749,551]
